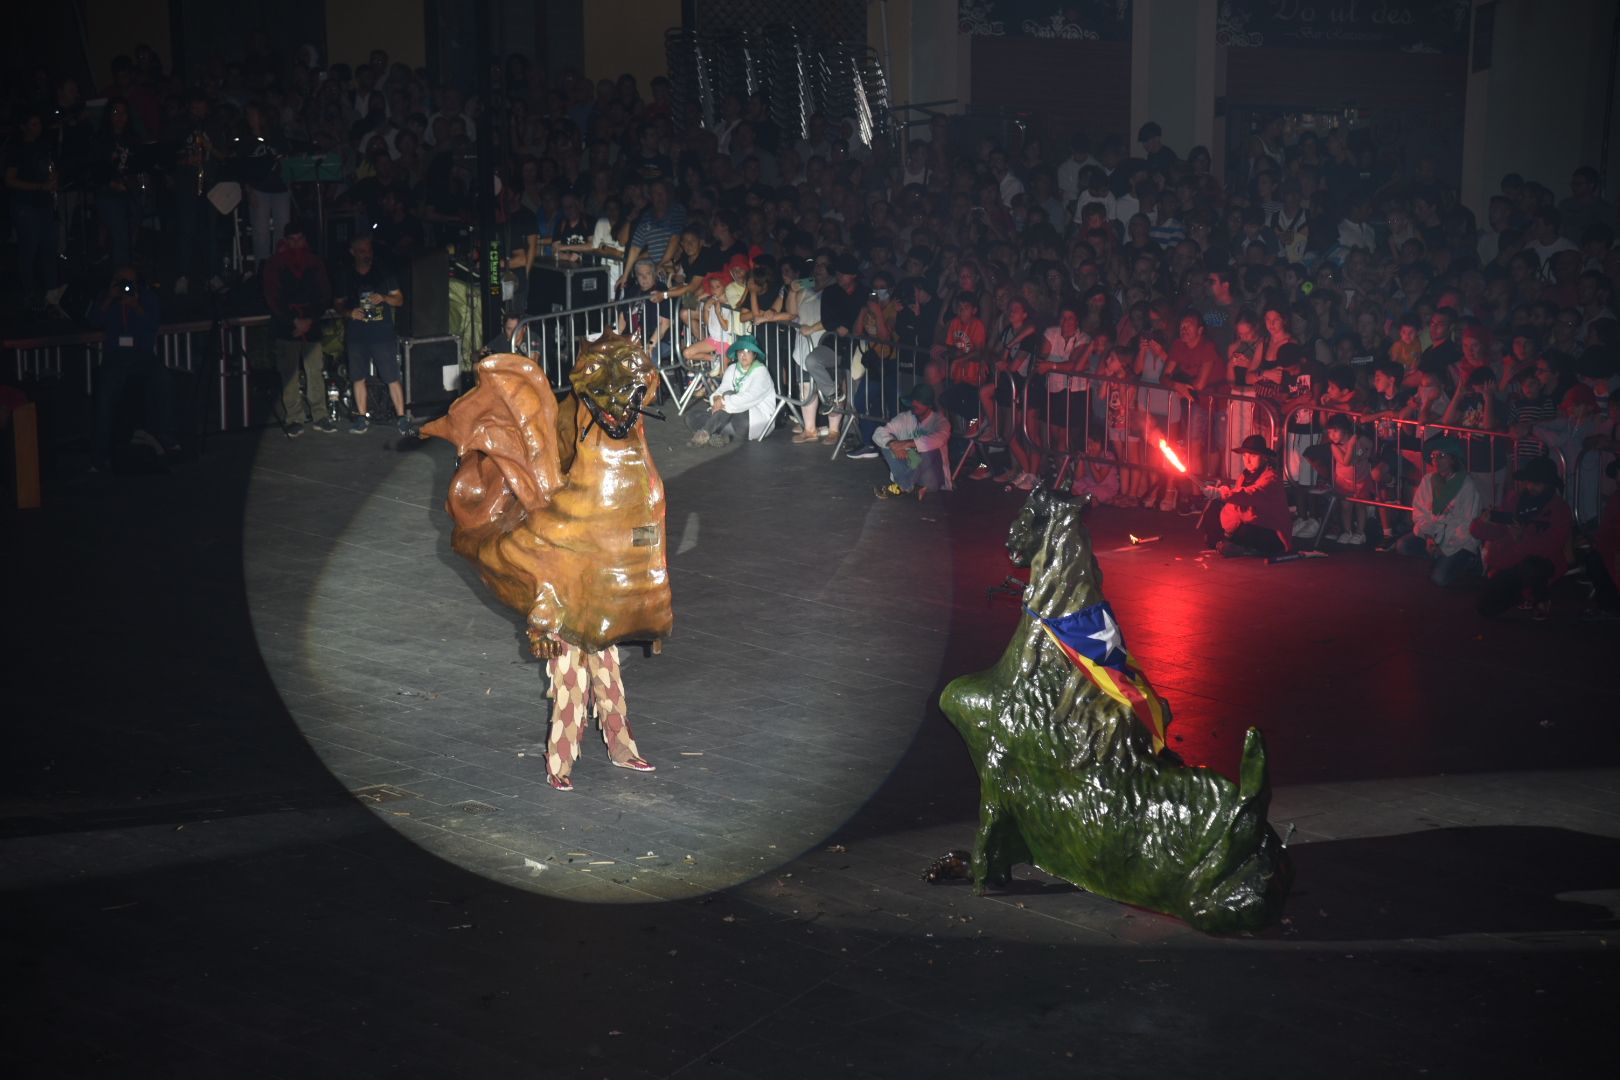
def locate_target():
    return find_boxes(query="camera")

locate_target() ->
[117,279,136,295]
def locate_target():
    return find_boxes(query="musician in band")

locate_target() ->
[94,98,139,269]
[51,78,96,261]
[3,107,59,312]
[240,103,291,268]
[166,90,223,295]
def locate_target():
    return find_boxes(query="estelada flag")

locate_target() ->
[1025,600,1170,753]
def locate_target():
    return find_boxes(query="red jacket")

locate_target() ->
[262,242,332,341]
[1469,491,1573,577]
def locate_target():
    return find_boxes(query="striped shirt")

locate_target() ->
[1508,393,1558,463]
[1149,216,1186,247]
[629,202,688,264]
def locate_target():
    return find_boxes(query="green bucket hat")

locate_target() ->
[900,382,937,408]
[726,334,763,361]
[1421,434,1465,461]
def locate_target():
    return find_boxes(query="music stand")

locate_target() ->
[283,152,344,254]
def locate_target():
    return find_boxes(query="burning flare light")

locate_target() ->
[1158,439,1188,474]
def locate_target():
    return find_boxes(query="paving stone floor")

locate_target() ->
[4,418,1618,1078]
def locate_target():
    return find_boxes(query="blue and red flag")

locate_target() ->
[1025,600,1170,753]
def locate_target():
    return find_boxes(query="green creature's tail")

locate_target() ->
[1183,725,1292,933]
[1239,725,1269,803]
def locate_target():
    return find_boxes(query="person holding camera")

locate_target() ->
[335,235,408,435]
[89,267,174,472]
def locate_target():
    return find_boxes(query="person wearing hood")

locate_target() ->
[687,335,776,446]
[1197,434,1291,558]
[1390,435,1484,585]
[1470,456,1575,619]
[872,378,951,500]
[261,221,334,434]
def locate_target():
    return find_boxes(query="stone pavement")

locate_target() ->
[3,419,1617,1078]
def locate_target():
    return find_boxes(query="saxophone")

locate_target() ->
[189,130,209,195]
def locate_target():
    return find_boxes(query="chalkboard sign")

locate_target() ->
[959,0,1133,42]
[960,0,1470,53]
[1216,0,1472,55]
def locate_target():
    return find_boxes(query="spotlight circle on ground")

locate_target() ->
[244,433,952,902]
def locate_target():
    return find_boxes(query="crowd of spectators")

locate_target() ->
[3,37,1618,618]
[582,101,1620,617]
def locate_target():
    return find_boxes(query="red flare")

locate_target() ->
[1158,439,1188,474]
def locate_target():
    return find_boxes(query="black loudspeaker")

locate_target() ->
[402,338,462,416]
[528,262,609,314]
[401,249,450,338]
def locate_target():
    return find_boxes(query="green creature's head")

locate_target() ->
[1007,483,1094,567]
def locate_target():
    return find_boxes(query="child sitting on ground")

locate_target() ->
[1071,432,1122,503]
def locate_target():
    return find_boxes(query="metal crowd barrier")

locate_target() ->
[1566,445,1612,529]
[510,296,651,390]
[497,308,1613,531]
[508,293,913,446]
[1305,403,1525,512]
[6,315,269,433]
[1269,406,1610,534]
[1012,373,1284,490]
[807,335,929,458]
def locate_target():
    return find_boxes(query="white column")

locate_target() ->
[1460,0,1492,221]
[1131,0,1220,159]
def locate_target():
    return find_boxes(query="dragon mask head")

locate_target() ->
[569,333,660,440]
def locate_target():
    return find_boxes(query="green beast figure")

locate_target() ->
[938,483,1292,933]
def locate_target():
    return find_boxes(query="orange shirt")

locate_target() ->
[945,316,986,354]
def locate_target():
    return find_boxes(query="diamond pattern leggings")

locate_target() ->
[543,635,640,780]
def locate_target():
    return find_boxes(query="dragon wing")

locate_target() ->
[420,353,564,535]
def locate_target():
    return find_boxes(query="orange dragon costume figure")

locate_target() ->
[422,334,673,791]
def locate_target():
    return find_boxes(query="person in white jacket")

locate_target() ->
[1390,434,1484,585]
[873,380,952,500]
[687,335,777,446]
